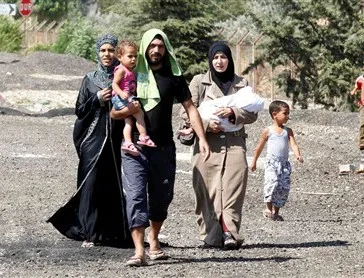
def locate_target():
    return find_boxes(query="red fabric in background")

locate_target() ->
[356,76,364,106]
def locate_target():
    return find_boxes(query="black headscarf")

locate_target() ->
[87,33,119,89]
[208,41,235,95]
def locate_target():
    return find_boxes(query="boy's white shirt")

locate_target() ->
[198,86,265,132]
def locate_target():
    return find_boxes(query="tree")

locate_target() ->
[105,0,218,80]
[209,0,249,21]
[33,0,72,21]
[239,0,363,110]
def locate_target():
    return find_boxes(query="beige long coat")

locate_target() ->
[189,71,258,247]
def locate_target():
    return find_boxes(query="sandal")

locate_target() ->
[121,142,140,156]
[356,164,364,174]
[273,214,284,221]
[263,210,275,220]
[223,232,238,250]
[147,249,169,261]
[263,210,284,221]
[137,135,157,147]
[81,241,94,248]
[126,255,147,267]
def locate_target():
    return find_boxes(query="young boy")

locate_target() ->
[250,100,303,221]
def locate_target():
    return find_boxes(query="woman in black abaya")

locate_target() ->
[47,34,132,248]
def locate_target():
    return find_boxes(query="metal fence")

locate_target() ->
[20,17,65,48]
[228,33,278,101]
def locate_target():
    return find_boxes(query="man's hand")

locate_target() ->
[198,138,210,161]
[250,163,257,172]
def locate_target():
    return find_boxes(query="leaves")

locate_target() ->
[13,0,362,110]
[237,0,363,110]
[53,18,97,61]
[0,17,22,52]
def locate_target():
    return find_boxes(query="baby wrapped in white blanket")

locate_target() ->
[198,86,265,132]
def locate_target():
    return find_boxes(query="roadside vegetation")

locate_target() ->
[0,0,363,110]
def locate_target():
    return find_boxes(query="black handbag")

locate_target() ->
[177,74,205,146]
[177,122,195,146]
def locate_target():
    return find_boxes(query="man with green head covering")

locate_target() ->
[111,28,210,266]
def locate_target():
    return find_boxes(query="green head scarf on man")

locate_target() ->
[136,28,182,112]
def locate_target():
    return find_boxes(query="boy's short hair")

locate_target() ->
[269,100,290,118]
[117,40,137,56]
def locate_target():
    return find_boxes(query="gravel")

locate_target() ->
[0,52,363,278]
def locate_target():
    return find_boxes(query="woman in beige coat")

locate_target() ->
[189,41,258,249]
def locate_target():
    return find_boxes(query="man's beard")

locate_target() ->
[147,54,163,66]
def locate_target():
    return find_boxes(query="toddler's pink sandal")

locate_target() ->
[137,135,157,147]
[121,142,140,156]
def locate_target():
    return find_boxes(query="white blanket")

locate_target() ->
[198,86,265,132]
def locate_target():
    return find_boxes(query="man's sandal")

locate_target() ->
[147,249,169,261]
[121,142,140,156]
[125,255,147,267]
[81,241,94,248]
[137,135,157,147]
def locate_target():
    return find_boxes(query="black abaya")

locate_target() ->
[47,76,132,247]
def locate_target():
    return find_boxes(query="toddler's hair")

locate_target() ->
[117,40,137,56]
[269,100,290,118]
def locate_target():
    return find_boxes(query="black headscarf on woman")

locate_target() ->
[87,33,119,89]
[208,41,235,95]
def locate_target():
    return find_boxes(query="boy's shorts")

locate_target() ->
[111,95,137,110]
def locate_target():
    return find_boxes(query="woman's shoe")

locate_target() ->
[223,232,237,250]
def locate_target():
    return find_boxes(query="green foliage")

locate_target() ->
[28,43,53,53]
[34,0,73,21]
[125,0,208,21]
[209,0,249,21]
[158,17,215,77]
[106,0,218,80]
[241,0,363,110]
[343,16,364,68]
[0,17,22,52]
[53,18,97,61]
[82,0,225,79]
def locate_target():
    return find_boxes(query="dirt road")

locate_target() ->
[0,52,363,277]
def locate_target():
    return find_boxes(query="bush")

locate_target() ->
[28,44,54,53]
[53,17,97,61]
[0,17,22,52]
